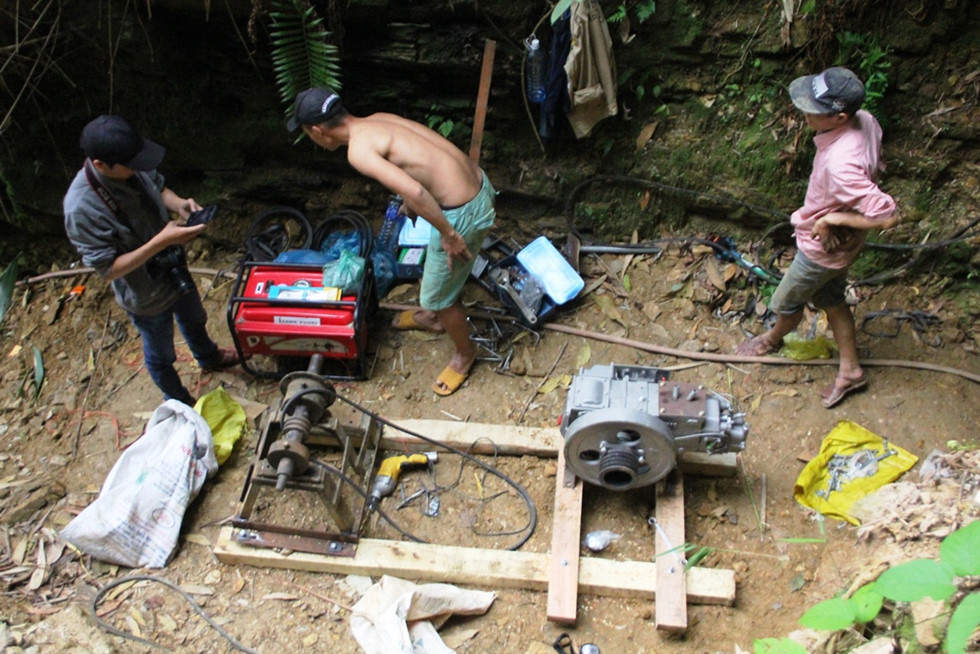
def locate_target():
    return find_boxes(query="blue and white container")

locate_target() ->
[517,236,584,304]
[397,217,433,247]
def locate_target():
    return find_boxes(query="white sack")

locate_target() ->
[60,400,217,568]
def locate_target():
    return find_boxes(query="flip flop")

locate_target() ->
[735,334,780,357]
[392,310,444,333]
[433,366,468,396]
[821,373,868,409]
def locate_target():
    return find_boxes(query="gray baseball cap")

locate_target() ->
[789,67,865,115]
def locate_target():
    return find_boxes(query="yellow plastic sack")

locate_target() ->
[794,420,918,525]
[194,386,246,466]
[778,331,836,361]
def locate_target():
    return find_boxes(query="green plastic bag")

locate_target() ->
[322,249,365,294]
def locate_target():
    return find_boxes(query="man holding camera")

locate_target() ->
[63,115,239,406]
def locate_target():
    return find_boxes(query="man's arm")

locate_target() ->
[105,221,206,281]
[811,210,899,252]
[161,188,202,219]
[817,210,899,231]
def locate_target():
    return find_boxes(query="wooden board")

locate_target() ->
[377,419,737,476]
[214,527,735,605]
[546,446,583,624]
[223,418,738,620]
[655,471,688,632]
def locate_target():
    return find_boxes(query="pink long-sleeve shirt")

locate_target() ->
[791,109,897,269]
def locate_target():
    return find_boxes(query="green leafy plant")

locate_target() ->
[837,32,891,119]
[608,0,656,24]
[0,257,19,323]
[19,345,44,402]
[425,104,456,139]
[267,0,342,112]
[756,520,980,654]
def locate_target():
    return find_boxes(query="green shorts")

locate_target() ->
[420,171,496,311]
[769,252,849,314]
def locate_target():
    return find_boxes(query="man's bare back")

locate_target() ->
[347,113,481,209]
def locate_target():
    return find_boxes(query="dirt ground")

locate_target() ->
[1,211,979,653]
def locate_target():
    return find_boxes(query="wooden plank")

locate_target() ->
[546,446,583,624]
[214,527,735,605]
[654,471,688,632]
[378,419,737,477]
[379,419,561,457]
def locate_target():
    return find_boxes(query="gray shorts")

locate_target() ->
[769,252,849,314]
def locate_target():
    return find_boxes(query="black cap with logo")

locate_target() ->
[286,87,344,132]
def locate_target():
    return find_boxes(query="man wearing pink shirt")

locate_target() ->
[736,67,898,408]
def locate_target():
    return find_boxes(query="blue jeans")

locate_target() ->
[128,290,220,405]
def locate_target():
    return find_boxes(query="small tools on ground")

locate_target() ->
[368,452,438,509]
[553,632,601,654]
[815,440,898,499]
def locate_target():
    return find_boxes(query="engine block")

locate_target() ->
[560,364,749,490]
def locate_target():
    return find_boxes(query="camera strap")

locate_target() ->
[83,158,137,235]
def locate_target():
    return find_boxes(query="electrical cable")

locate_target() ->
[421,436,535,539]
[334,388,538,549]
[90,574,261,653]
[563,174,980,287]
[275,385,538,550]
[860,309,943,346]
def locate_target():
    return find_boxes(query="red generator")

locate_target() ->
[226,261,376,380]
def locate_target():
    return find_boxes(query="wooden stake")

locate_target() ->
[468,39,496,164]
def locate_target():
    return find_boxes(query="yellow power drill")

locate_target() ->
[367,452,438,509]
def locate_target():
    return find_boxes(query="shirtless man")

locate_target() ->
[287,87,496,396]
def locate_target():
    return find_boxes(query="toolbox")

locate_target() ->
[471,235,584,329]
[226,261,375,380]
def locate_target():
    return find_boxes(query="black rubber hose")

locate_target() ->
[311,209,374,255]
[244,206,313,262]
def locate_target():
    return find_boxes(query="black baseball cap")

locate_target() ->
[80,115,165,171]
[286,87,344,132]
[788,67,866,116]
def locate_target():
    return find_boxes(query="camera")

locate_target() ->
[146,245,196,295]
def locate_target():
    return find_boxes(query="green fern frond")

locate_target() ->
[268,0,342,111]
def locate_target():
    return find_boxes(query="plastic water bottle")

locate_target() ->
[377,195,403,251]
[373,195,402,298]
[526,37,546,104]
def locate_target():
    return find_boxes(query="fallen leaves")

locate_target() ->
[593,294,627,327]
[537,374,571,395]
[636,121,659,150]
